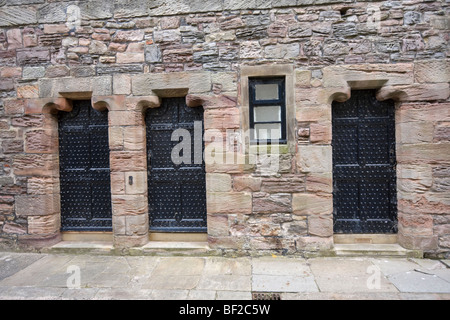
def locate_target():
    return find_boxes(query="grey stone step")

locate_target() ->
[43,241,115,255]
[43,240,214,256]
[333,244,423,258]
[130,241,214,256]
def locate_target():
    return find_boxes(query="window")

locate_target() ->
[249,77,286,144]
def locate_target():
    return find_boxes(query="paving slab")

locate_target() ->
[61,288,99,300]
[216,290,252,300]
[0,286,65,300]
[203,257,251,276]
[282,292,450,300]
[143,274,201,290]
[186,290,217,300]
[370,258,421,276]
[309,257,398,293]
[252,257,310,276]
[0,254,75,287]
[410,258,447,271]
[197,275,251,291]
[252,274,318,293]
[148,289,189,300]
[0,252,44,281]
[151,257,205,276]
[0,252,449,300]
[93,288,153,300]
[388,271,450,293]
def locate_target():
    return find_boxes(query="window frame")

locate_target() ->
[248,77,287,145]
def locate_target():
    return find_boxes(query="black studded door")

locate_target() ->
[146,97,206,232]
[332,90,397,233]
[58,100,112,231]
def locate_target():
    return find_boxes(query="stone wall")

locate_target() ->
[0,0,449,257]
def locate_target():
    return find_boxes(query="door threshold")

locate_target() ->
[61,231,113,242]
[334,234,397,244]
[149,232,208,242]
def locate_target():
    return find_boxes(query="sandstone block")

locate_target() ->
[112,195,148,216]
[2,222,27,235]
[132,72,211,96]
[109,111,143,126]
[17,84,39,99]
[44,65,70,78]
[308,215,333,237]
[28,214,59,235]
[233,175,262,192]
[0,79,14,92]
[253,193,292,214]
[113,30,145,43]
[110,172,125,195]
[264,43,300,59]
[13,154,56,176]
[295,69,312,87]
[398,212,433,236]
[3,99,25,114]
[292,193,332,215]
[240,41,262,59]
[323,64,414,88]
[16,194,60,217]
[25,129,57,153]
[204,107,240,130]
[110,151,146,172]
[113,0,148,18]
[0,6,37,27]
[6,28,22,49]
[124,171,147,195]
[145,44,162,63]
[108,126,124,150]
[123,126,146,151]
[27,177,58,195]
[117,52,145,64]
[39,76,112,98]
[295,236,333,251]
[113,74,132,95]
[377,83,450,102]
[260,175,305,193]
[297,145,332,173]
[306,173,332,193]
[207,192,252,214]
[398,233,438,251]
[397,121,434,144]
[206,173,232,192]
[281,218,308,236]
[397,143,450,164]
[309,122,331,144]
[16,48,50,65]
[125,214,148,236]
[153,29,181,44]
[2,140,23,154]
[414,59,450,83]
[89,40,108,54]
[397,102,450,124]
[207,214,229,237]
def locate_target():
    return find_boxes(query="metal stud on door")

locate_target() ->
[146,97,207,232]
[332,90,397,234]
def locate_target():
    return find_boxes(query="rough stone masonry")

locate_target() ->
[0,0,449,258]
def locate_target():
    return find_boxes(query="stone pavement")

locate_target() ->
[0,251,449,300]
